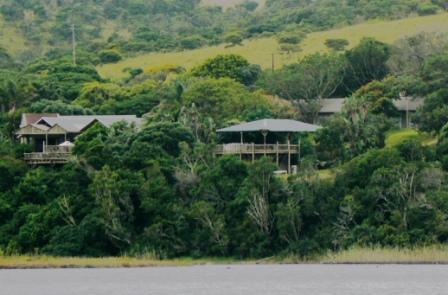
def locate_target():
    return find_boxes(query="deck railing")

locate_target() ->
[214,143,299,155]
[24,145,74,165]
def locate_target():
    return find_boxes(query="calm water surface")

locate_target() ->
[1,265,447,295]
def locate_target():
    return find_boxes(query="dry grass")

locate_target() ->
[0,255,242,269]
[3,246,448,269]
[97,13,448,79]
[322,246,448,264]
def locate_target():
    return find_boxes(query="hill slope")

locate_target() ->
[97,13,448,79]
[201,0,265,8]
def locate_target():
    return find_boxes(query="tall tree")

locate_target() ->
[261,53,346,122]
[342,38,391,93]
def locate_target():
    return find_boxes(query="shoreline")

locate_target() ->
[2,246,448,269]
[2,261,448,270]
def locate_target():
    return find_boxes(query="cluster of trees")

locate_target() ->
[262,0,445,32]
[1,0,447,63]
[1,30,448,258]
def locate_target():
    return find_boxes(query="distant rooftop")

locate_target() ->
[320,98,346,114]
[217,119,321,133]
[319,97,424,114]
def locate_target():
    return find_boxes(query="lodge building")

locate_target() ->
[15,96,423,168]
[16,113,142,165]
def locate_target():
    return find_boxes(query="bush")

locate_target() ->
[180,36,204,50]
[325,38,349,51]
[417,3,439,15]
[98,49,122,63]
[396,139,425,162]
[277,32,305,45]
[224,32,243,46]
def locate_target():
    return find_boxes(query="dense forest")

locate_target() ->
[1,1,448,258]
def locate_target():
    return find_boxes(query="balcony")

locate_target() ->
[214,143,300,155]
[24,145,74,165]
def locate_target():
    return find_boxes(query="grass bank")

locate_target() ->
[320,246,448,264]
[2,246,448,269]
[0,256,241,269]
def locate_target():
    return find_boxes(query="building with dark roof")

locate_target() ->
[318,97,424,127]
[215,119,321,174]
[16,113,143,165]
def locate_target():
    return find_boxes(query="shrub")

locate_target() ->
[325,38,350,51]
[277,32,306,45]
[224,32,243,46]
[180,36,205,50]
[417,3,439,15]
[98,49,122,63]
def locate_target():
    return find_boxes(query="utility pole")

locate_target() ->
[71,23,77,66]
[271,53,276,100]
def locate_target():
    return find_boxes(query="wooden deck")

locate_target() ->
[24,145,73,165]
[214,144,300,155]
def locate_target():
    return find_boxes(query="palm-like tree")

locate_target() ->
[0,72,37,113]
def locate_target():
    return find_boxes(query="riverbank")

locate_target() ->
[0,256,242,269]
[1,246,448,269]
[300,246,448,265]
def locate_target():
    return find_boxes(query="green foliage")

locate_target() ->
[325,39,349,51]
[0,47,16,69]
[73,123,109,169]
[224,32,244,46]
[261,52,346,121]
[421,51,448,91]
[389,32,448,75]
[182,77,267,124]
[316,116,348,164]
[26,59,101,101]
[0,157,27,192]
[417,3,440,15]
[415,89,448,132]
[342,38,391,93]
[98,50,123,64]
[30,99,93,115]
[192,54,261,86]
[2,3,448,259]
[278,32,306,45]
[180,36,205,50]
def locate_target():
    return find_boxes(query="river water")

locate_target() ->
[1,264,447,295]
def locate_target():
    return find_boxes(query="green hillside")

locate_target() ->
[201,0,265,8]
[0,16,26,55]
[97,13,448,79]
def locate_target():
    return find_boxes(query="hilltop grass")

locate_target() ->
[98,13,448,79]
[385,129,437,148]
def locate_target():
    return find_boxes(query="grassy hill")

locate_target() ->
[97,13,448,79]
